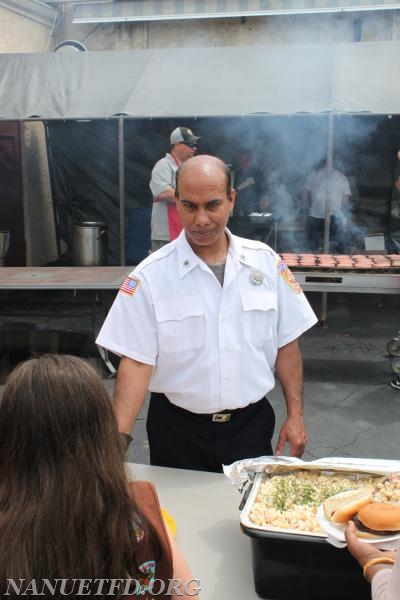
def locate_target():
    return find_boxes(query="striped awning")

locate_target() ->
[73,0,400,24]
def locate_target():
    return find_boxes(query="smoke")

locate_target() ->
[202,113,398,254]
[120,111,400,255]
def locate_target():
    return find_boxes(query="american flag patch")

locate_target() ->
[277,259,302,295]
[120,275,140,297]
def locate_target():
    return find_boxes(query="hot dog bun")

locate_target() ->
[323,486,374,523]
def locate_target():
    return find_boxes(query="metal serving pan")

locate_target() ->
[239,468,382,600]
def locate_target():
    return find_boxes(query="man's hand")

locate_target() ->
[275,414,307,458]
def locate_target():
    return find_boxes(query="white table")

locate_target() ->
[126,463,259,600]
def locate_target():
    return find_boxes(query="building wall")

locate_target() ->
[0,6,51,52]
[59,10,400,51]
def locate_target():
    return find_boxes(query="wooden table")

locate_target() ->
[0,266,131,290]
[0,266,132,372]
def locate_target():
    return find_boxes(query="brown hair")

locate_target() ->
[0,354,157,597]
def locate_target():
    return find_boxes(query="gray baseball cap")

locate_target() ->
[170,126,201,146]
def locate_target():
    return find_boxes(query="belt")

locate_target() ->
[212,413,232,423]
[156,394,265,424]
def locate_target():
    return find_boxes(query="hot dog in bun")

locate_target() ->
[323,486,374,524]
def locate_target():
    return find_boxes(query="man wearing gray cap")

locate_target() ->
[149,126,201,251]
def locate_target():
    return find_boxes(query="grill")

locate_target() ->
[281,253,400,294]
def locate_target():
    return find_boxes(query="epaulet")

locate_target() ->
[137,243,176,271]
[237,236,276,256]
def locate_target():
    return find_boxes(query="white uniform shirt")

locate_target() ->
[305,166,351,219]
[96,230,317,413]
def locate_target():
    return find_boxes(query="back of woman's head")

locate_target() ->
[0,353,122,476]
[0,354,140,596]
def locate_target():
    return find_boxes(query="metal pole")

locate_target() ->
[323,113,334,253]
[118,115,126,265]
[320,113,334,326]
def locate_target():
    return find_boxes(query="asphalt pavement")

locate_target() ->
[0,290,399,465]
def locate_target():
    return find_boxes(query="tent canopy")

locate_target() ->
[1,41,400,120]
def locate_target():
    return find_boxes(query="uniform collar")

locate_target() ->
[228,231,258,269]
[176,228,255,278]
[176,231,206,278]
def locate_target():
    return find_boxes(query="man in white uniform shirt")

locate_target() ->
[303,160,351,253]
[97,155,317,472]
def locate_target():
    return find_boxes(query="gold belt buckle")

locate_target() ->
[212,413,231,423]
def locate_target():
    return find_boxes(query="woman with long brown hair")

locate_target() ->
[0,354,197,598]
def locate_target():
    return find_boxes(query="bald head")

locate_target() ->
[175,155,232,198]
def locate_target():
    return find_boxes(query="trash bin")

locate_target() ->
[72,222,108,266]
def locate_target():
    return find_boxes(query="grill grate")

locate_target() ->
[281,253,400,272]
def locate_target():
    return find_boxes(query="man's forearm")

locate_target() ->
[274,339,307,456]
[113,356,153,433]
[156,187,176,203]
[275,339,304,417]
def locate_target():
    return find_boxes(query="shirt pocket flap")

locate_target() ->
[154,295,204,323]
[241,290,277,312]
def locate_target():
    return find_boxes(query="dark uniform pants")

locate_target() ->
[147,393,275,473]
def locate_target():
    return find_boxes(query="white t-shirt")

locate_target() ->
[96,230,317,413]
[304,166,351,219]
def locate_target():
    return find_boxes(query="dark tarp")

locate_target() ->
[45,120,121,264]
[45,119,159,265]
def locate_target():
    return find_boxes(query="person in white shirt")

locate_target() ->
[302,160,351,253]
[97,155,317,472]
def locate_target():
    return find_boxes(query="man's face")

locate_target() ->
[176,160,235,251]
[174,141,197,162]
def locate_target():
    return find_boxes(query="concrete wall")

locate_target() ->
[59,10,400,51]
[0,6,51,52]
